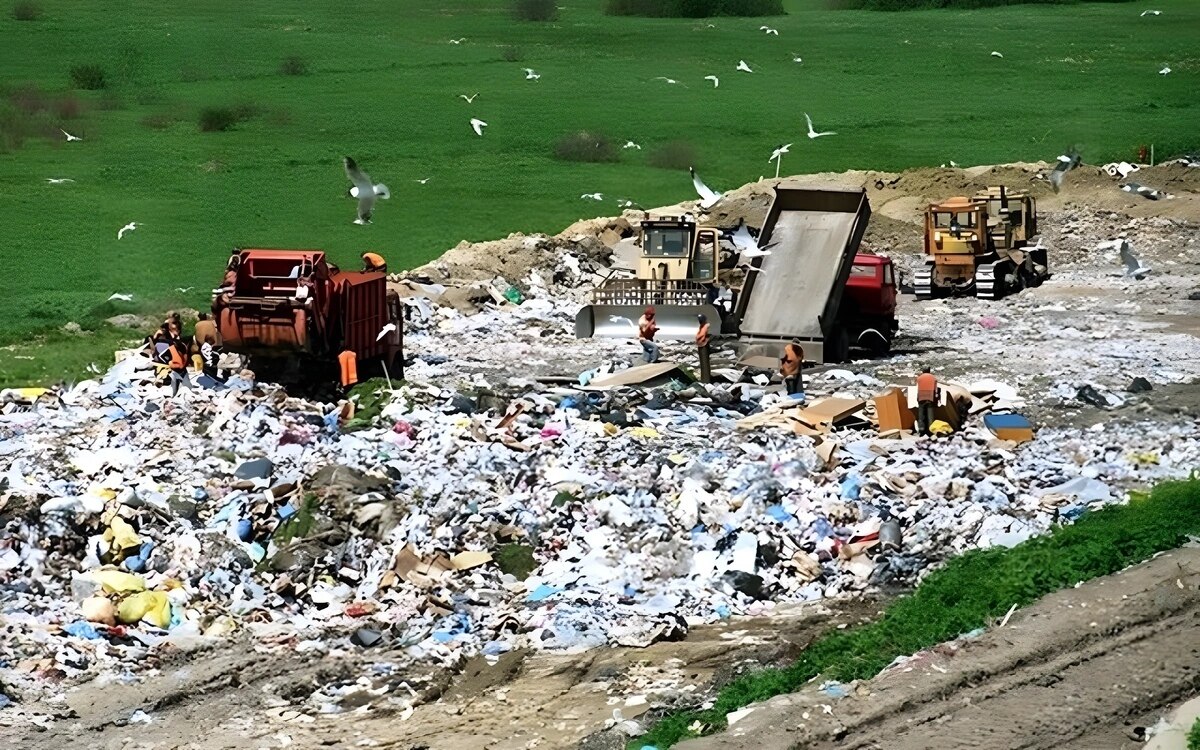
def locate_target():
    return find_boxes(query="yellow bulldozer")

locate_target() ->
[913,186,1047,300]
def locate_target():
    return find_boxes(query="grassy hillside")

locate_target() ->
[0,0,1196,384]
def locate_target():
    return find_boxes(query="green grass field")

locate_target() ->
[1,0,1197,385]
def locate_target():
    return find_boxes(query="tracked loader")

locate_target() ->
[913,187,1047,300]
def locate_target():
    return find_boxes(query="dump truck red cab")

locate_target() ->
[213,248,402,383]
[839,253,899,356]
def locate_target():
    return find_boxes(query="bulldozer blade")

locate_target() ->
[575,304,723,340]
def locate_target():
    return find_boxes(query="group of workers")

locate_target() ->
[634,305,943,435]
[145,311,226,398]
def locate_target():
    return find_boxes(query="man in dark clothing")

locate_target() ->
[695,314,712,383]
[916,366,939,436]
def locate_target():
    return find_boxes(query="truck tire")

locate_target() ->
[826,327,850,363]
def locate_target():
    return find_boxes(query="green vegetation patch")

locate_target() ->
[495,543,537,580]
[342,378,393,432]
[837,0,1134,9]
[637,477,1200,748]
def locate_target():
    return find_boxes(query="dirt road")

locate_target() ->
[679,545,1200,750]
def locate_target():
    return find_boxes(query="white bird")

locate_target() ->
[175,287,194,293]
[654,76,682,85]
[736,60,753,73]
[414,177,431,184]
[704,75,719,87]
[730,220,777,257]
[1121,182,1164,200]
[523,68,541,80]
[991,51,1004,58]
[1100,239,1151,278]
[107,293,133,302]
[343,157,390,225]
[623,140,641,149]
[86,362,101,374]
[117,222,138,239]
[607,315,637,331]
[1048,151,1081,192]
[1159,65,1171,75]
[376,322,397,341]
[616,199,640,209]
[448,38,466,44]
[804,113,836,139]
[459,93,479,103]
[60,128,82,142]
[689,167,723,209]
[581,192,604,201]
[470,117,488,136]
[1141,9,1161,16]
[45,178,74,184]
[792,54,803,63]
[760,26,778,35]
[740,245,772,259]
[769,143,791,178]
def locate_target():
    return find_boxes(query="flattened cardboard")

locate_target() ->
[874,387,916,432]
[588,362,692,389]
[795,397,867,430]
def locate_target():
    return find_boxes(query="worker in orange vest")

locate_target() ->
[361,252,387,274]
[780,339,804,398]
[916,366,940,436]
[338,348,359,394]
[167,340,193,398]
[695,313,712,383]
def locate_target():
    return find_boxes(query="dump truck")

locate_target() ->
[212,248,403,385]
[913,187,1046,300]
[575,186,897,362]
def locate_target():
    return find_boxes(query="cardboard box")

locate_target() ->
[874,388,916,432]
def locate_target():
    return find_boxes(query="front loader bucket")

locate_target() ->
[575,304,723,340]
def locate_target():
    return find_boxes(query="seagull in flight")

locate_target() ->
[107,293,133,302]
[343,157,390,225]
[523,68,541,80]
[61,128,82,142]
[689,167,723,210]
[1140,9,1161,16]
[1159,65,1171,75]
[448,38,466,44]
[376,322,397,341]
[736,60,753,73]
[759,26,778,35]
[730,219,778,256]
[1048,150,1081,192]
[654,76,683,85]
[991,51,1004,58]
[414,177,431,184]
[804,113,836,139]
[623,140,641,149]
[470,117,488,136]
[459,93,479,103]
[117,222,138,239]
[704,75,719,87]
[769,143,791,178]
[45,178,74,184]
[581,192,604,201]
[792,54,803,63]
[175,287,194,293]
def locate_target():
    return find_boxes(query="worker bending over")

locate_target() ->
[695,313,711,383]
[780,339,805,398]
[638,306,660,364]
[916,366,940,436]
[338,348,359,395]
[361,252,387,274]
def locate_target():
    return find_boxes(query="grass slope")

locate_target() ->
[1,0,1197,385]
[636,477,1200,749]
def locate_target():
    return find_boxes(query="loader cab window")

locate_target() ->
[933,211,978,229]
[693,230,717,281]
[644,227,691,257]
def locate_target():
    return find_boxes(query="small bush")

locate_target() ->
[648,140,698,170]
[11,1,42,20]
[140,112,176,131]
[198,106,238,132]
[513,0,558,21]
[55,94,83,120]
[9,84,47,115]
[69,63,107,91]
[553,130,619,163]
[231,101,263,121]
[605,0,783,17]
[279,55,308,76]
[1188,716,1200,750]
[501,46,524,63]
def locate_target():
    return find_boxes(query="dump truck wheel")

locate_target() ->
[826,327,850,363]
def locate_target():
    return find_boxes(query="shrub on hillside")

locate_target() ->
[501,46,524,63]
[605,0,783,17]
[514,0,558,21]
[69,63,107,90]
[55,94,83,119]
[198,106,238,132]
[12,1,41,20]
[553,131,619,163]
[279,55,309,76]
[648,140,697,170]
[8,84,47,115]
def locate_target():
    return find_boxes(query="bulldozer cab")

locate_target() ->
[926,198,986,257]
[638,218,718,283]
[972,187,1036,250]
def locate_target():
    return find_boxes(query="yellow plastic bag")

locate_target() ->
[92,569,146,595]
[628,427,661,440]
[116,591,172,628]
[929,419,954,436]
[104,516,141,554]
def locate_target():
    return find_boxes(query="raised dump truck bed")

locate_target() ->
[734,186,872,362]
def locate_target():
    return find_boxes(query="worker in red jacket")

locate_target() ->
[695,313,711,383]
[780,339,804,398]
[916,366,940,435]
[637,306,660,364]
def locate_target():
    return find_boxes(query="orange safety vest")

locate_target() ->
[780,343,803,377]
[338,350,358,388]
[917,372,939,403]
[362,252,386,270]
[695,322,711,348]
[168,346,187,371]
